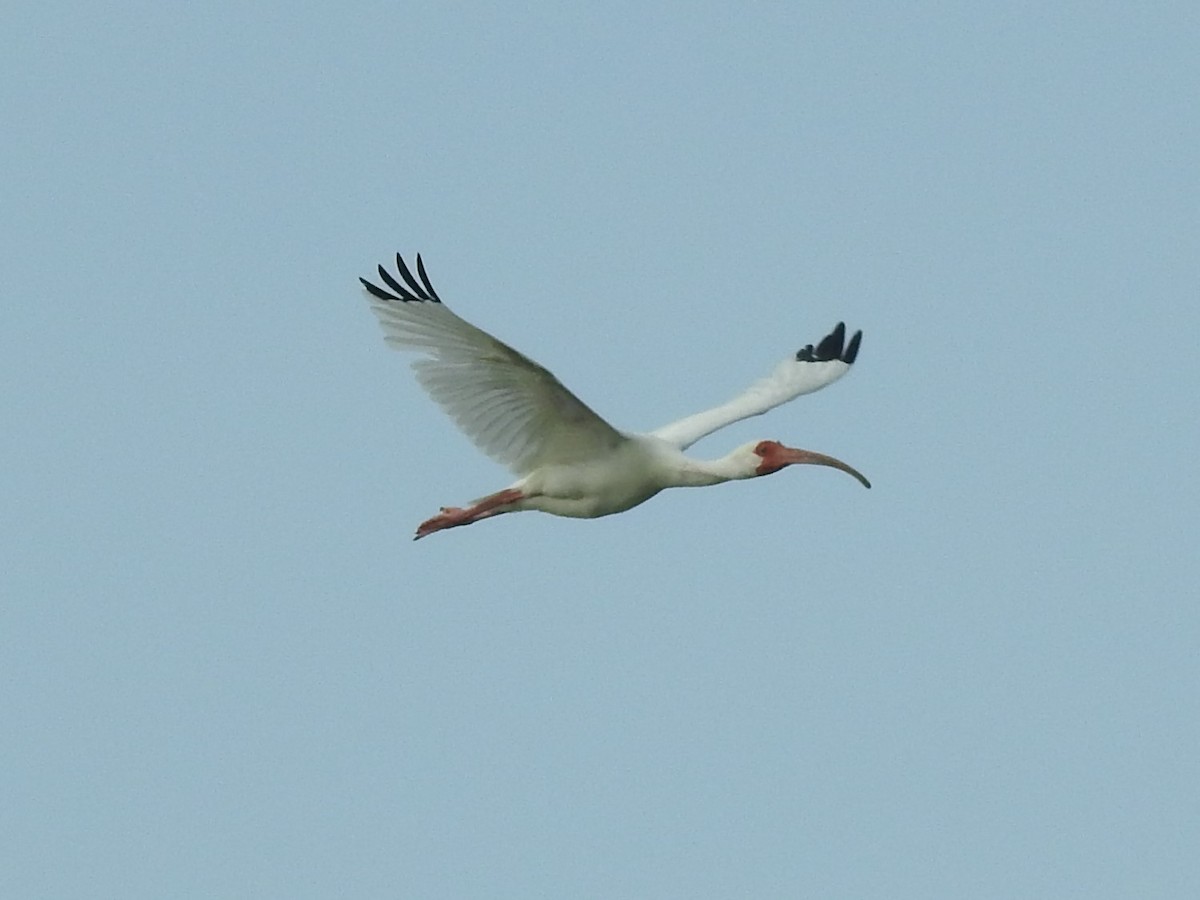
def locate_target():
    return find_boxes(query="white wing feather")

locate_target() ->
[362,254,626,475]
[651,323,862,450]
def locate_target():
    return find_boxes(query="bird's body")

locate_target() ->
[514,435,677,519]
[359,254,870,539]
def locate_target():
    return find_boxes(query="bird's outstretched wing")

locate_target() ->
[650,323,862,450]
[361,254,627,474]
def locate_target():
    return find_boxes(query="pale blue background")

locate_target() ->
[3,2,1197,897]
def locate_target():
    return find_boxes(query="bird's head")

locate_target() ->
[738,439,871,488]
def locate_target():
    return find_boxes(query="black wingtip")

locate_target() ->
[360,276,398,302]
[415,254,443,303]
[359,253,443,304]
[795,323,862,365]
[814,322,846,361]
[843,330,863,365]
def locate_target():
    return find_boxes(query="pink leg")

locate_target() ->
[414,488,524,540]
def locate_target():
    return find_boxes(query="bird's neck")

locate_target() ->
[670,454,753,488]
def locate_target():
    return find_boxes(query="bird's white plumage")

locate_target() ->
[360,253,868,539]
[650,354,853,450]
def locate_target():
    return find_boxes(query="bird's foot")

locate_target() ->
[415,508,468,540]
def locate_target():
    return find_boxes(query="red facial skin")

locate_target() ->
[753,440,871,488]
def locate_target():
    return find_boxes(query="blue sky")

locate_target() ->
[3,2,1197,897]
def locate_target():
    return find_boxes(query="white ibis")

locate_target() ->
[360,254,870,540]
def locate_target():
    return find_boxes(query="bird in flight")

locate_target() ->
[359,254,870,540]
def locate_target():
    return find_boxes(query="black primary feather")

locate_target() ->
[795,322,863,364]
[360,254,443,304]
